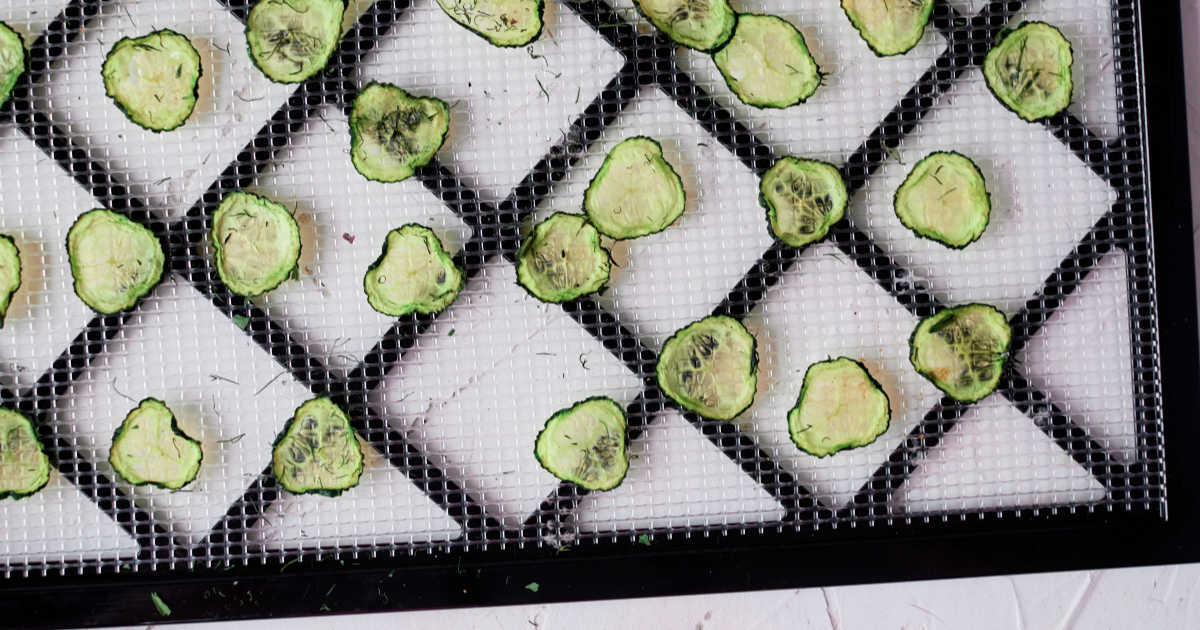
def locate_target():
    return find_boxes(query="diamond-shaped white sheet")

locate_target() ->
[48,278,316,544]
[355,0,625,202]
[36,0,296,218]
[371,261,644,527]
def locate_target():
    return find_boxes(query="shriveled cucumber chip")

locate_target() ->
[101,29,201,132]
[910,303,1011,403]
[67,209,165,314]
[211,191,302,297]
[0,407,50,500]
[364,224,464,316]
[349,82,450,183]
[657,315,758,421]
[435,0,544,47]
[0,22,26,109]
[983,22,1074,122]
[840,0,934,57]
[517,213,610,303]
[272,396,364,496]
[109,398,202,491]
[713,14,822,108]
[894,151,991,249]
[788,357,890,457]
[760,157,847,248]
[534,396,629,491]
[634,0,737,52]
[583,137,686,240]
[246,0,344,84]
[0,235,21,327]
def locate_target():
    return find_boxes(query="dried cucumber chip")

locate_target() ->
[101,30,201,132]
[364,224,464,316]
[272,396,364,496]
[246,0,344,84]
[788,357,890,457]
[516,213,610,303]
[910,303,1011,403]
[534,397,629,491]
[983,22,1074,122]
[894,151,991,249]
[760,157,847,248]
[211,191,302,297]
[349,82,450,183]
[713,14,822,108]
[657,315,758,421]
[67,209,165,314]
[109,398,202,491]
[583,137,686,240]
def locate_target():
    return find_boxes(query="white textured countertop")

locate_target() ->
[108,1,1200,628]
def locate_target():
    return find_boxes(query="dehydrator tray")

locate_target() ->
[0,0,1194,627]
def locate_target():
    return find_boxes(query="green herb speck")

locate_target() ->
[524,582,540,593]
[150,592,172,617]
[637,534,651,546]
[232,314,250,330]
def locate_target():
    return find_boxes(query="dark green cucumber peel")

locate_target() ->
[246,0,346,84]
[788,357,890,458]
[760,157,847,248]
[272,396,364,496]
[0,235,21,328]
[712,14,823,109]
[656,315,758,421]
[534,396,629,491]
[101,29,201,132]
[349,82,451,183]
[211,191,302,298]
[840,0,934,57]
[0,22,26,109]
[0,407,51,500]
[109,398,203,491]
[516,213,610,303]
[363,223,464,316]
[583,136,686,240]
[66,209,166,315]
[435,0,545,47]
[634,0,737,52]
[909,303,1012,403]
[893,151,991,249]
[983,22,1074,122]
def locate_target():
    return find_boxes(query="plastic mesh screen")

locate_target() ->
[0,0,1166,576]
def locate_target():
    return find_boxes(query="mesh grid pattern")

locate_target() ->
[0,0,1166,576]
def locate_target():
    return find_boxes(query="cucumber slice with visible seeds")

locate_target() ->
[983,22,1074,122]
[364,224,464,316]
[435,0,544,47]
[349,82,450,183]
[657,315,758,421]
[910,303,1011,403]
[534,396,628,491]
[246,0,344,84]
[272,396,364,496]
[101,30,201,132]
[712,14,822,109]
[0,407,50,500]
[840,0,934,57]
[634,0,737,52]
[0,235,21,328]
[894,152,991,249]
[583,137,686,240]
[211,191,302,298]
[109,398,202,491]
[0,22,25,109]
[516,212,610,303]
[67,210,165,314]
[788,357,890,457]
[760,157,847,248]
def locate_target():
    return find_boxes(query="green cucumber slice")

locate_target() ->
[909,303,1011,403]
[760,157,847,248]
[67,209,165,314]
[435,0,544,47]
[0,22,25,109]
[272,396,364,496]
[634,0,737,52]
[712,14,822,108]
[0,407,50,500]
[983,22,1074,122]
[534,396,629,491]
[894,151,991,249]
[349,82,451,183]
[583,136,686,240]
[108,398,202,491]
[101,29,201,132]
[0,235,21,328]
[516,212,610,303]
[657,315,758,421]
[211,191,302,298]
[840,0,934,57]
[246,0,344,84]
[363,223,464,316]
[788,357,890,457]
